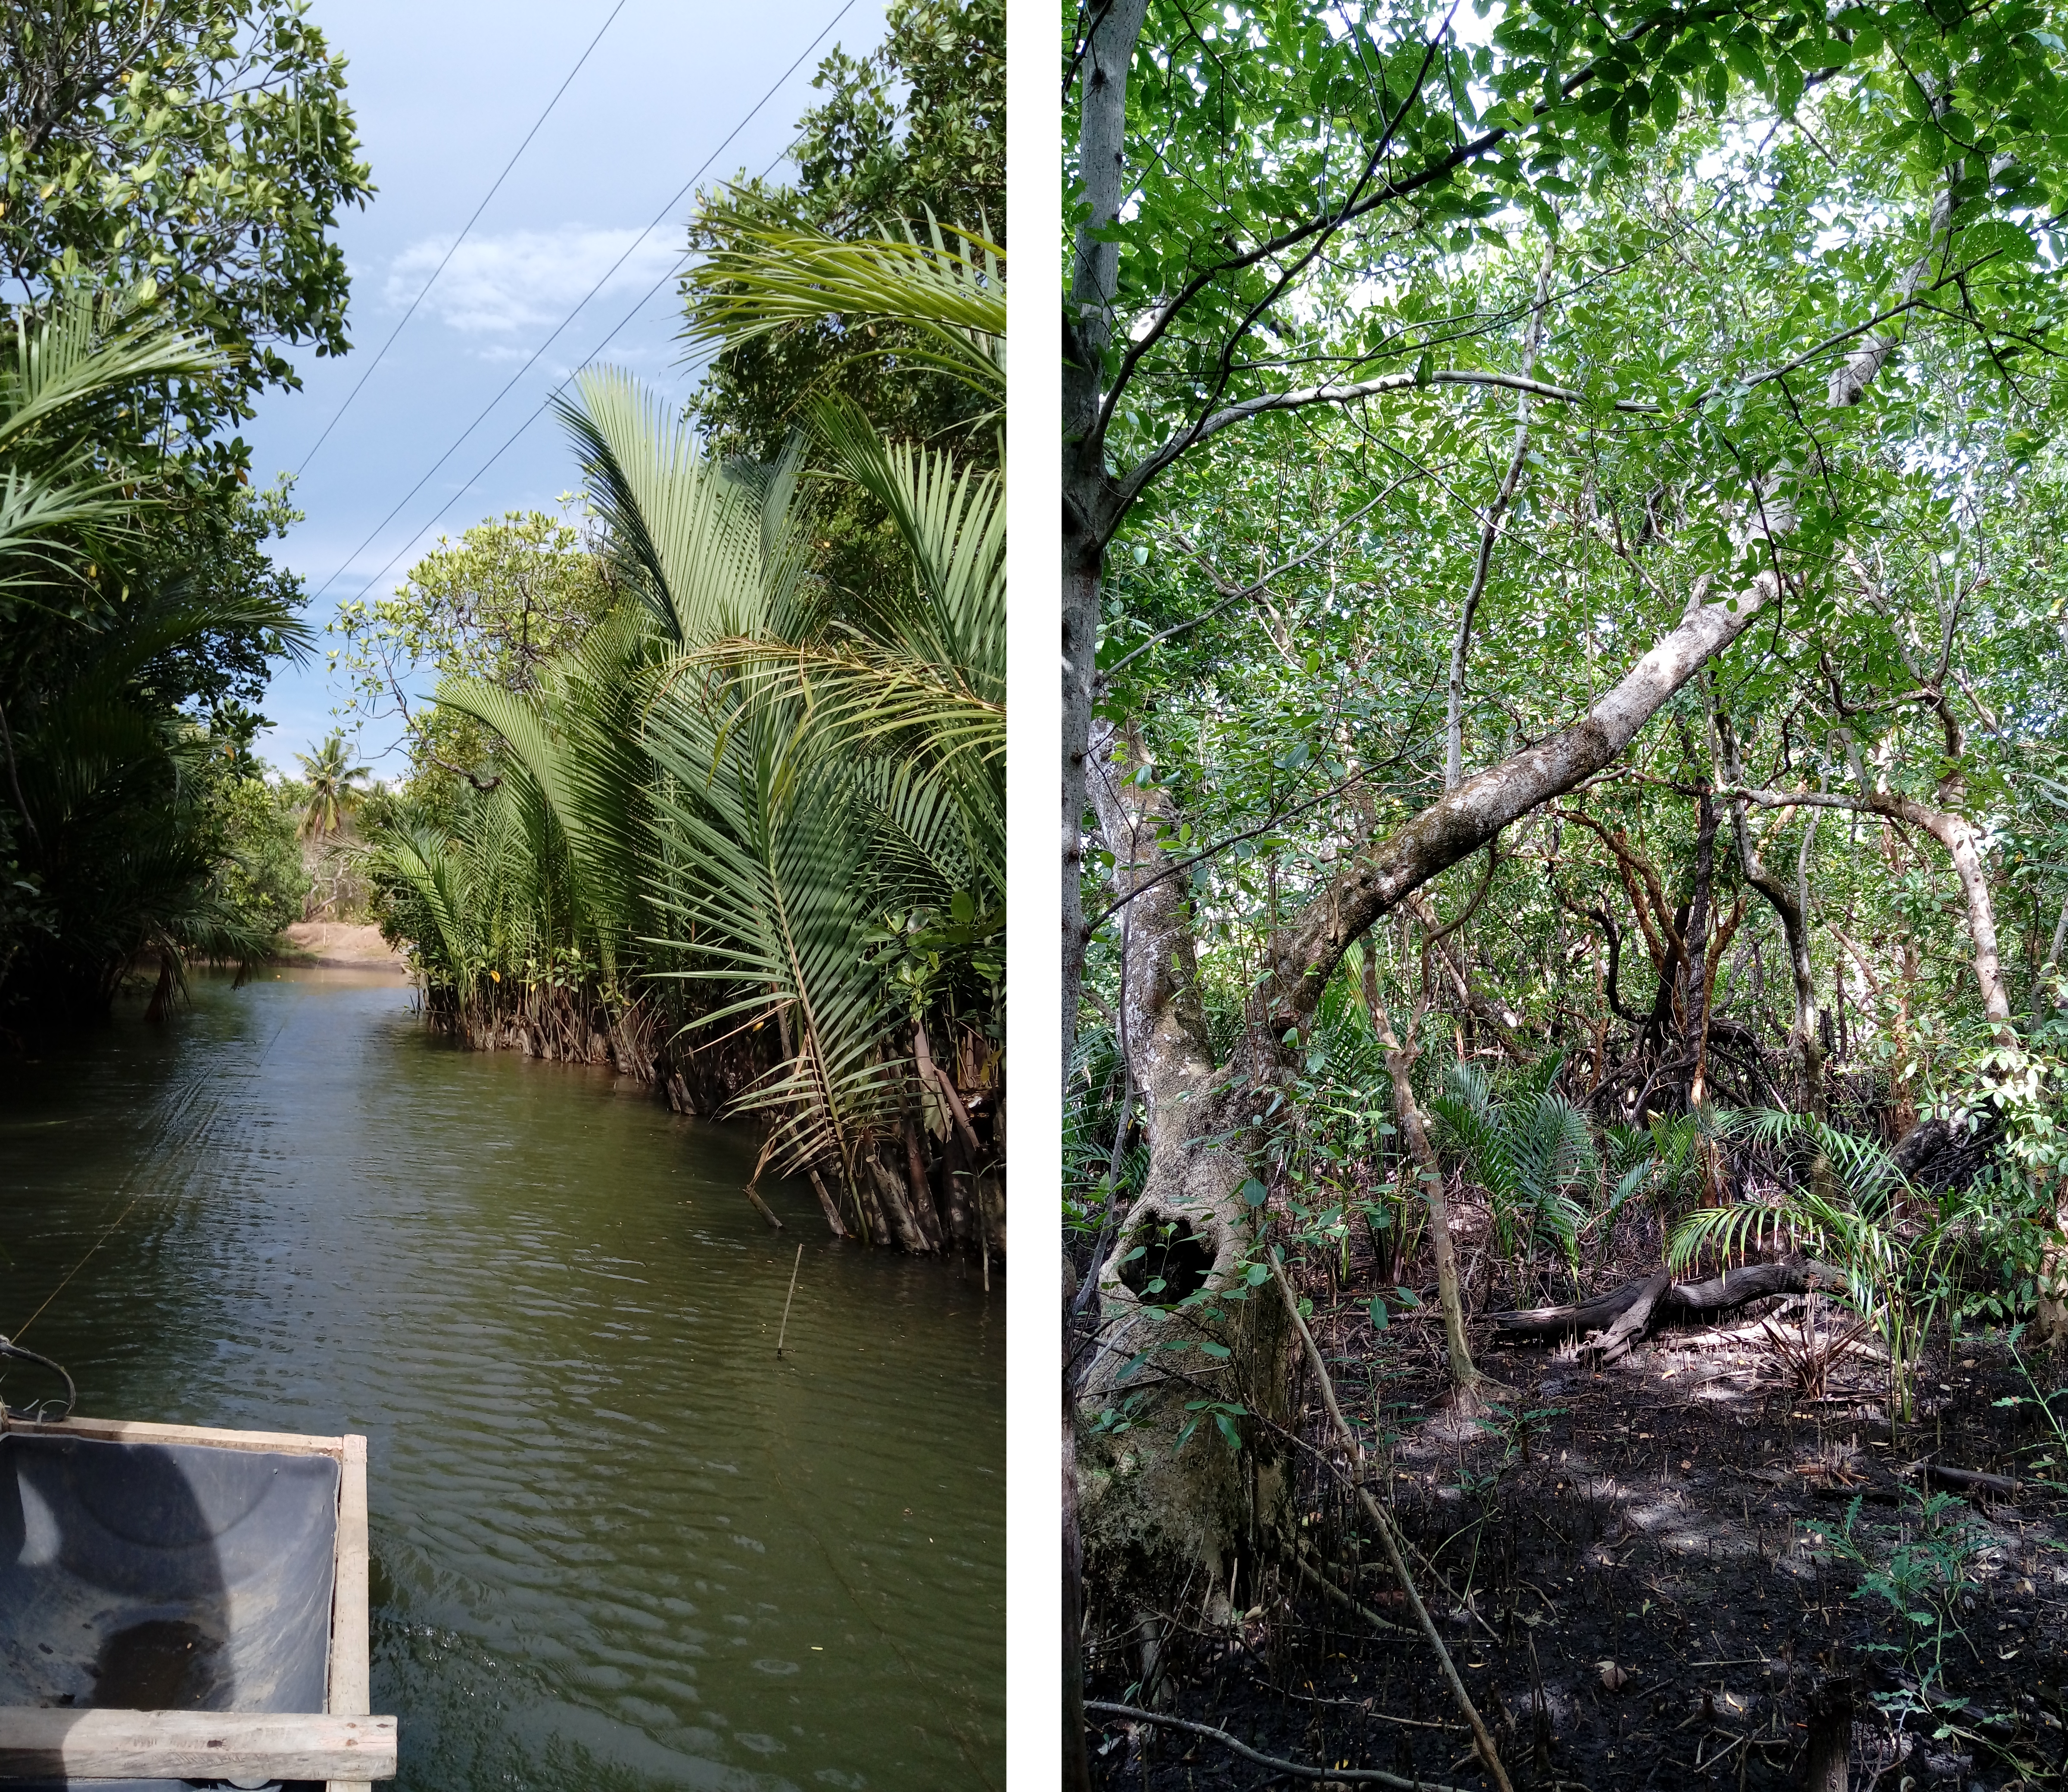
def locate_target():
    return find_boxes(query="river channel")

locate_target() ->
[0,968,1004,1790]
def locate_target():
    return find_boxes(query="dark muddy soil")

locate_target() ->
[1083,1257,2068,1792]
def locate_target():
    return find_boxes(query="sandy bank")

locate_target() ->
[275,921,408,971]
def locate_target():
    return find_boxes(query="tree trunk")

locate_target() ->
[1075,585,1782,1589]
[2039,1176,2068,1354]
[1680,790,1717,1105]
[1061,0,1150,1075]
[1063,1264,1094,1792]
[1735,784,2012,1044]
[1370,989,1479,1394]
[902,1112,944,1251]
[866,1152,929,1254]
[1077,722,1291,1596]
[1254,572,1783,1044]
[1894,797,2013,1038]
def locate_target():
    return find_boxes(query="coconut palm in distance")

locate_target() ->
[296,732,370,840]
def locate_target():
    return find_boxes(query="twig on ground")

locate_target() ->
[1083,1701,1473,1790]
[1271,1255,1518,1792]
[1292,1542,1416,1635]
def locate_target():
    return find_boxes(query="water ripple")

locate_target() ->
[0,971,1003,1790]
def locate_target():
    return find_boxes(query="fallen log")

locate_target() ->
[1918,1462,2018,1501]
[1486,1273,1660,1341]
[1489,1261,1846,1344]
[1582,1267,1672,1365]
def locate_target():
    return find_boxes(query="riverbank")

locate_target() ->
[273,920,407,971]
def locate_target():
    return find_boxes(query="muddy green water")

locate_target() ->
[0,968,1003,1790]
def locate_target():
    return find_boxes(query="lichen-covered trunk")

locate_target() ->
[1076,722,1290,1601]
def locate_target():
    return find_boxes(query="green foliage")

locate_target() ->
[293,731,366,841]
[0,0,372,457]
[206,766,305,940]
[0,293,309,1019]
[328,507,619,812]
[1992,1322,2068,1487]
[1830,1489,1984,1692]
[689,0,1003,458]
[1669,1116,1958,1424]
[1430,1057,1597,1270]
[689,0,1002,619]
[366,363,1004,1191]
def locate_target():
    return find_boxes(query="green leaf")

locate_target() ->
[1239,1176,1270,1208]
[1368,1295,1389,1330]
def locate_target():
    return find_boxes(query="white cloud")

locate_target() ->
[385,225,684,338]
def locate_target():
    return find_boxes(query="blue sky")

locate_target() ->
[242,0,889,773]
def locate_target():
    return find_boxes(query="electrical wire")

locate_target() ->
[303,0,855,610]
[294,0,633,479]
[317,145,775,613]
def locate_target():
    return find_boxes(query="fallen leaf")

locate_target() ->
[1598,1660,1628,1691]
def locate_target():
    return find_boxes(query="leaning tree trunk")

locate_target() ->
[1075,577,1783,1598]
[1879,794,2014,1040]
[1076,722,1292,1605]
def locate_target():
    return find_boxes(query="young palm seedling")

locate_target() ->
[1759,1294,1878,1402]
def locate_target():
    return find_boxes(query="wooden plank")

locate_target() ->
[3,1414,348,1458]
[327,1431,374,1792]
[0,1708,395,1781]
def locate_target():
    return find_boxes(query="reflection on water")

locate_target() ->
[0,969,1003,1790]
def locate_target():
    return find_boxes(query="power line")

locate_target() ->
[293,0,632,480]
[305,0,855,611]
[326,210,726,607]
[330,115,818,607]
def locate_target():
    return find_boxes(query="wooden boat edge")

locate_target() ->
[0,1416,392,1785]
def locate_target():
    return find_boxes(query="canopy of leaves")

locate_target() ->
[0,1,372,467]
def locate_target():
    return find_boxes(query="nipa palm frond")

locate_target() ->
[553,369,800,647]
[644,689,903,1175]
[682,209,1005,402]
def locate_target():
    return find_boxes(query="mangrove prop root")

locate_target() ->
[1291,1543,1415,1636]
[1487,1260,1846,1344]
[1083,1701,1473,1791]
[1270,1256,1517,1792]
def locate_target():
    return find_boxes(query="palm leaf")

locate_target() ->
[682,210,1005,401]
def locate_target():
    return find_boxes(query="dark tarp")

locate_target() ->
[0,1432,339,1791]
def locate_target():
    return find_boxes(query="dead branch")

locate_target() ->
[1083,1701,1473,1790]
[1271,1256,1517,1792]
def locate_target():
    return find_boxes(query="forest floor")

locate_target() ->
[1084,1236,2068,1792]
